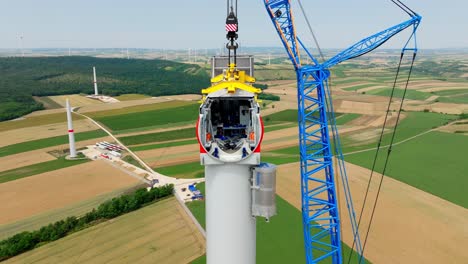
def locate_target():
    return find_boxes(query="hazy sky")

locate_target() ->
[1,0,466,49]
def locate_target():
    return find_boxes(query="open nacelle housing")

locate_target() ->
[197,90,263,163]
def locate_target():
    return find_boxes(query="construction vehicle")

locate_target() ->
[261,0,421,263]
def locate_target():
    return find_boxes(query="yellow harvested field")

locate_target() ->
[0,160,140,225]
[0,150,55,172]
[0,119,98,147]
[403,102,468,115]
[48,94,103,107]
[25,108,66,117]
[437,122,468,134]
[0,112,84,132]
[5,198,205,264]
[276,162,468,264]
[161,94,201,101]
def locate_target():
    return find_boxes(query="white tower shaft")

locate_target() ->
[205,164,256,264]
[93,66,98,96]
[66,99,77,158]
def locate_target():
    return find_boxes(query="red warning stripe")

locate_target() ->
[68,129,74,133]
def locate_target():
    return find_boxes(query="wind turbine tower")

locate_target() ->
[93,66,99,96]
[66,99,77,158]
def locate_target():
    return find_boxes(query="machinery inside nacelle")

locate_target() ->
[199,97,261,155]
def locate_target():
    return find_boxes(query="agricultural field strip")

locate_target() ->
[0,150,56,172]
[94,103,200,132]
[0,160,141,226]
[0,185,142,240]
[86,100,196,119]
[0,129,107,158]
[5,198,205,264]
[343,118,461,156]
[0,137,111,176]
[48,94,102,107]
[0,112,84,132]
[0,118,99,148]
[113,94,151,101]
[0,157,90,184]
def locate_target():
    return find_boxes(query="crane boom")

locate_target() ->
[262,0,421,263]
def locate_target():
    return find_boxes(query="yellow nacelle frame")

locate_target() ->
[201,63,262,102]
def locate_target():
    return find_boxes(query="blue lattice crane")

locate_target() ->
[261,1,421,263]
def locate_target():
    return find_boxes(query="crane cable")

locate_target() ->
[359,52,417,264]
[347,51,418,264]
[347,0,419,261]
[296,0,325,63]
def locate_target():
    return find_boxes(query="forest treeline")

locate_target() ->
[0,56,210,121]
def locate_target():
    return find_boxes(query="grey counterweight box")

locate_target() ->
[251,163,277,221]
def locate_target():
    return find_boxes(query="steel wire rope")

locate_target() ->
[347,51,417,264]
[358,52,417,263]
[345,51,404,263]
[296,0,325,62]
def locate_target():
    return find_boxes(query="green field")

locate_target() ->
[119,127,195,146]
[189,183,369,264]
[336,113,361,125]
[0,157,89,184]
[86,100,193,118]
[432,89,468,96]
[343,84,381,91]
[437,94,468,104]
[0,130,107,157]
[131,139,197,152]
[345,131,468,208]
[264,123,296,132]
[264,109,298,123]
[121,155,145,169]
[113,94,151,101]
[95,103,199,131]
[155,162,204,179]
[341,112,458,153]
[367,88,432,101]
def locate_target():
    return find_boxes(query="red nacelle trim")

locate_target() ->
[195,116,207,154]
[253,116,265,153]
